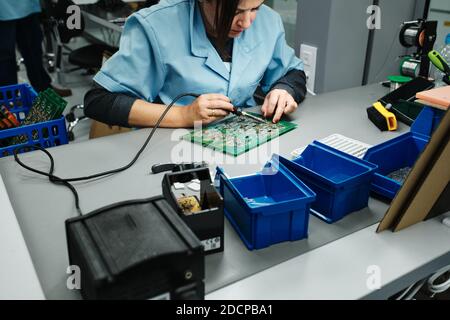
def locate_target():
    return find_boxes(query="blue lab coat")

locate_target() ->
[0,0,41,21]
[94,0,304,107]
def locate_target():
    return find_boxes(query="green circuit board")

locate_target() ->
[181,113,297,156]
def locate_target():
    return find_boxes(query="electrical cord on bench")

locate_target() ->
[13,93,200,217]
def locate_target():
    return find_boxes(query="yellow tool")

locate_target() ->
[366,102,398,131]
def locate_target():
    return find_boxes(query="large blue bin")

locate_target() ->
[216,156,316,250]
[363,106,444,199]
[363,133,428,199]
[278,141,378,223]
[0,83,68,158]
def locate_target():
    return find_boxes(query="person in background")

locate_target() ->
[85,0,307,127]
[0,0,72,96]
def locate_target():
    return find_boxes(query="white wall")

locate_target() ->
[296,0,426,93]
[428,0,450,49]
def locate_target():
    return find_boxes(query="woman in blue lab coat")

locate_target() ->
[85,0,307,126]
[0,0,71,96]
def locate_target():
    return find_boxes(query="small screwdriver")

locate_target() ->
[231,107,266,123]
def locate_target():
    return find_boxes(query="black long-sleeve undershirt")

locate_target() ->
[84,68,306,127]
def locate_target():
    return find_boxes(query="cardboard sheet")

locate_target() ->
[416,86,450,110]
[377,108,450,232]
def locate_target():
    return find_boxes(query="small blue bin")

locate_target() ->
[278,141,378,223]
[363,106,444,199]
[216,156,316,250]
[0,84,68,158]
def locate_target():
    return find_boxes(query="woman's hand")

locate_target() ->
[261,89,298,123]
[185,93,234,126]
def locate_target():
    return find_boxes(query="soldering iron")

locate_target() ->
[231,107,266,123]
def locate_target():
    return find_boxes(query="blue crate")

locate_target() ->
[363,106,444,199]
[278,141,378,223]
[216,156,316,250]
[0,84,68,158]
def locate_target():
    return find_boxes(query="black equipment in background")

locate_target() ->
[379,76,435,105]
[399,19,437,78]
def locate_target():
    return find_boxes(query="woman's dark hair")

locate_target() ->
[212,0,240,52]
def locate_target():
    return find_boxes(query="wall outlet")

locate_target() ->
[300,44,318,93]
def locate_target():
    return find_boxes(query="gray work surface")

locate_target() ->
[0,175,44,300]
[208,218,450,300]
[0,84,441,299]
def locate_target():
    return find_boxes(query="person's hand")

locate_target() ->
[261,89,298,123]
[185,94,234,125]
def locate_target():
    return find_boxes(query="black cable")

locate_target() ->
[13,93,200,216]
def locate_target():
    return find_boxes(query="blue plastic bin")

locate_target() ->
[278,141,378,223]
[216,156,316,250]
[0,84,68,158]
[363,106,444,199]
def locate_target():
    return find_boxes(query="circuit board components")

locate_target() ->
[182,113,297,156]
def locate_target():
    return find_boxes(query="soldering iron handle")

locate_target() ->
[231,107,242,116]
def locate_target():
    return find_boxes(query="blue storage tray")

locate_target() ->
[363,132,428,199]
[278,141,378,223]
[216,156,316,250]
[0,84,68,158]
[363,106,444,199]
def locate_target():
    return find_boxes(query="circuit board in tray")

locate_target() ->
[181,113,297,156]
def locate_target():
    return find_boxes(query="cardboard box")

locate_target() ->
[89,120,132,139]
[427,182,450,220]
[377,108,450,232]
